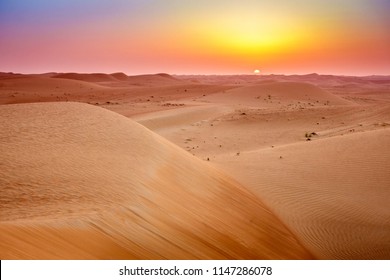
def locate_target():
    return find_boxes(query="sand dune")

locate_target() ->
[135,85,390,259]
[0,76,111,104]
[0,72,25,79]
[0,75,105,90]
[125,73,185,86]
[53,72,120,82]
[126,76,390,259]
[51,72,183,86]
[110,72,129,81]
[0,102,311,259]
[113,94,389,251]
[215,129,390,259]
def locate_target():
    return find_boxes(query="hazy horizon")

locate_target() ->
[2,70,390,78]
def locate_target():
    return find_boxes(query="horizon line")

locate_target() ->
[1,70,389,78]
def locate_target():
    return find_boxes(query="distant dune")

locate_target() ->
[0,72,24,79]
[50,72,182,85]
[0,76,109,105]
[53,72,119,82]
[126,73,184,86]
[0,102,311,259]
[0,75,105,91]
[110,72,129,81]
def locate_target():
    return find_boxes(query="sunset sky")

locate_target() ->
[1,0,389,75]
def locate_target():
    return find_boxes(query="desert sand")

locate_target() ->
[0,72,389,259]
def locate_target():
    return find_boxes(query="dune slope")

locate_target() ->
[216,128,390,259]
[0,102,312,259]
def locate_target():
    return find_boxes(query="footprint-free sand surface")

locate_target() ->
[1,72,389,259]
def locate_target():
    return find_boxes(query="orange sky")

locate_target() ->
[0,0,389,75]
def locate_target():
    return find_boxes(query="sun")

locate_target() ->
[254,69,260,74]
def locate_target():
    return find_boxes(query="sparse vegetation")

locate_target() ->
[305,132,317,141]
[162,102,184,107]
